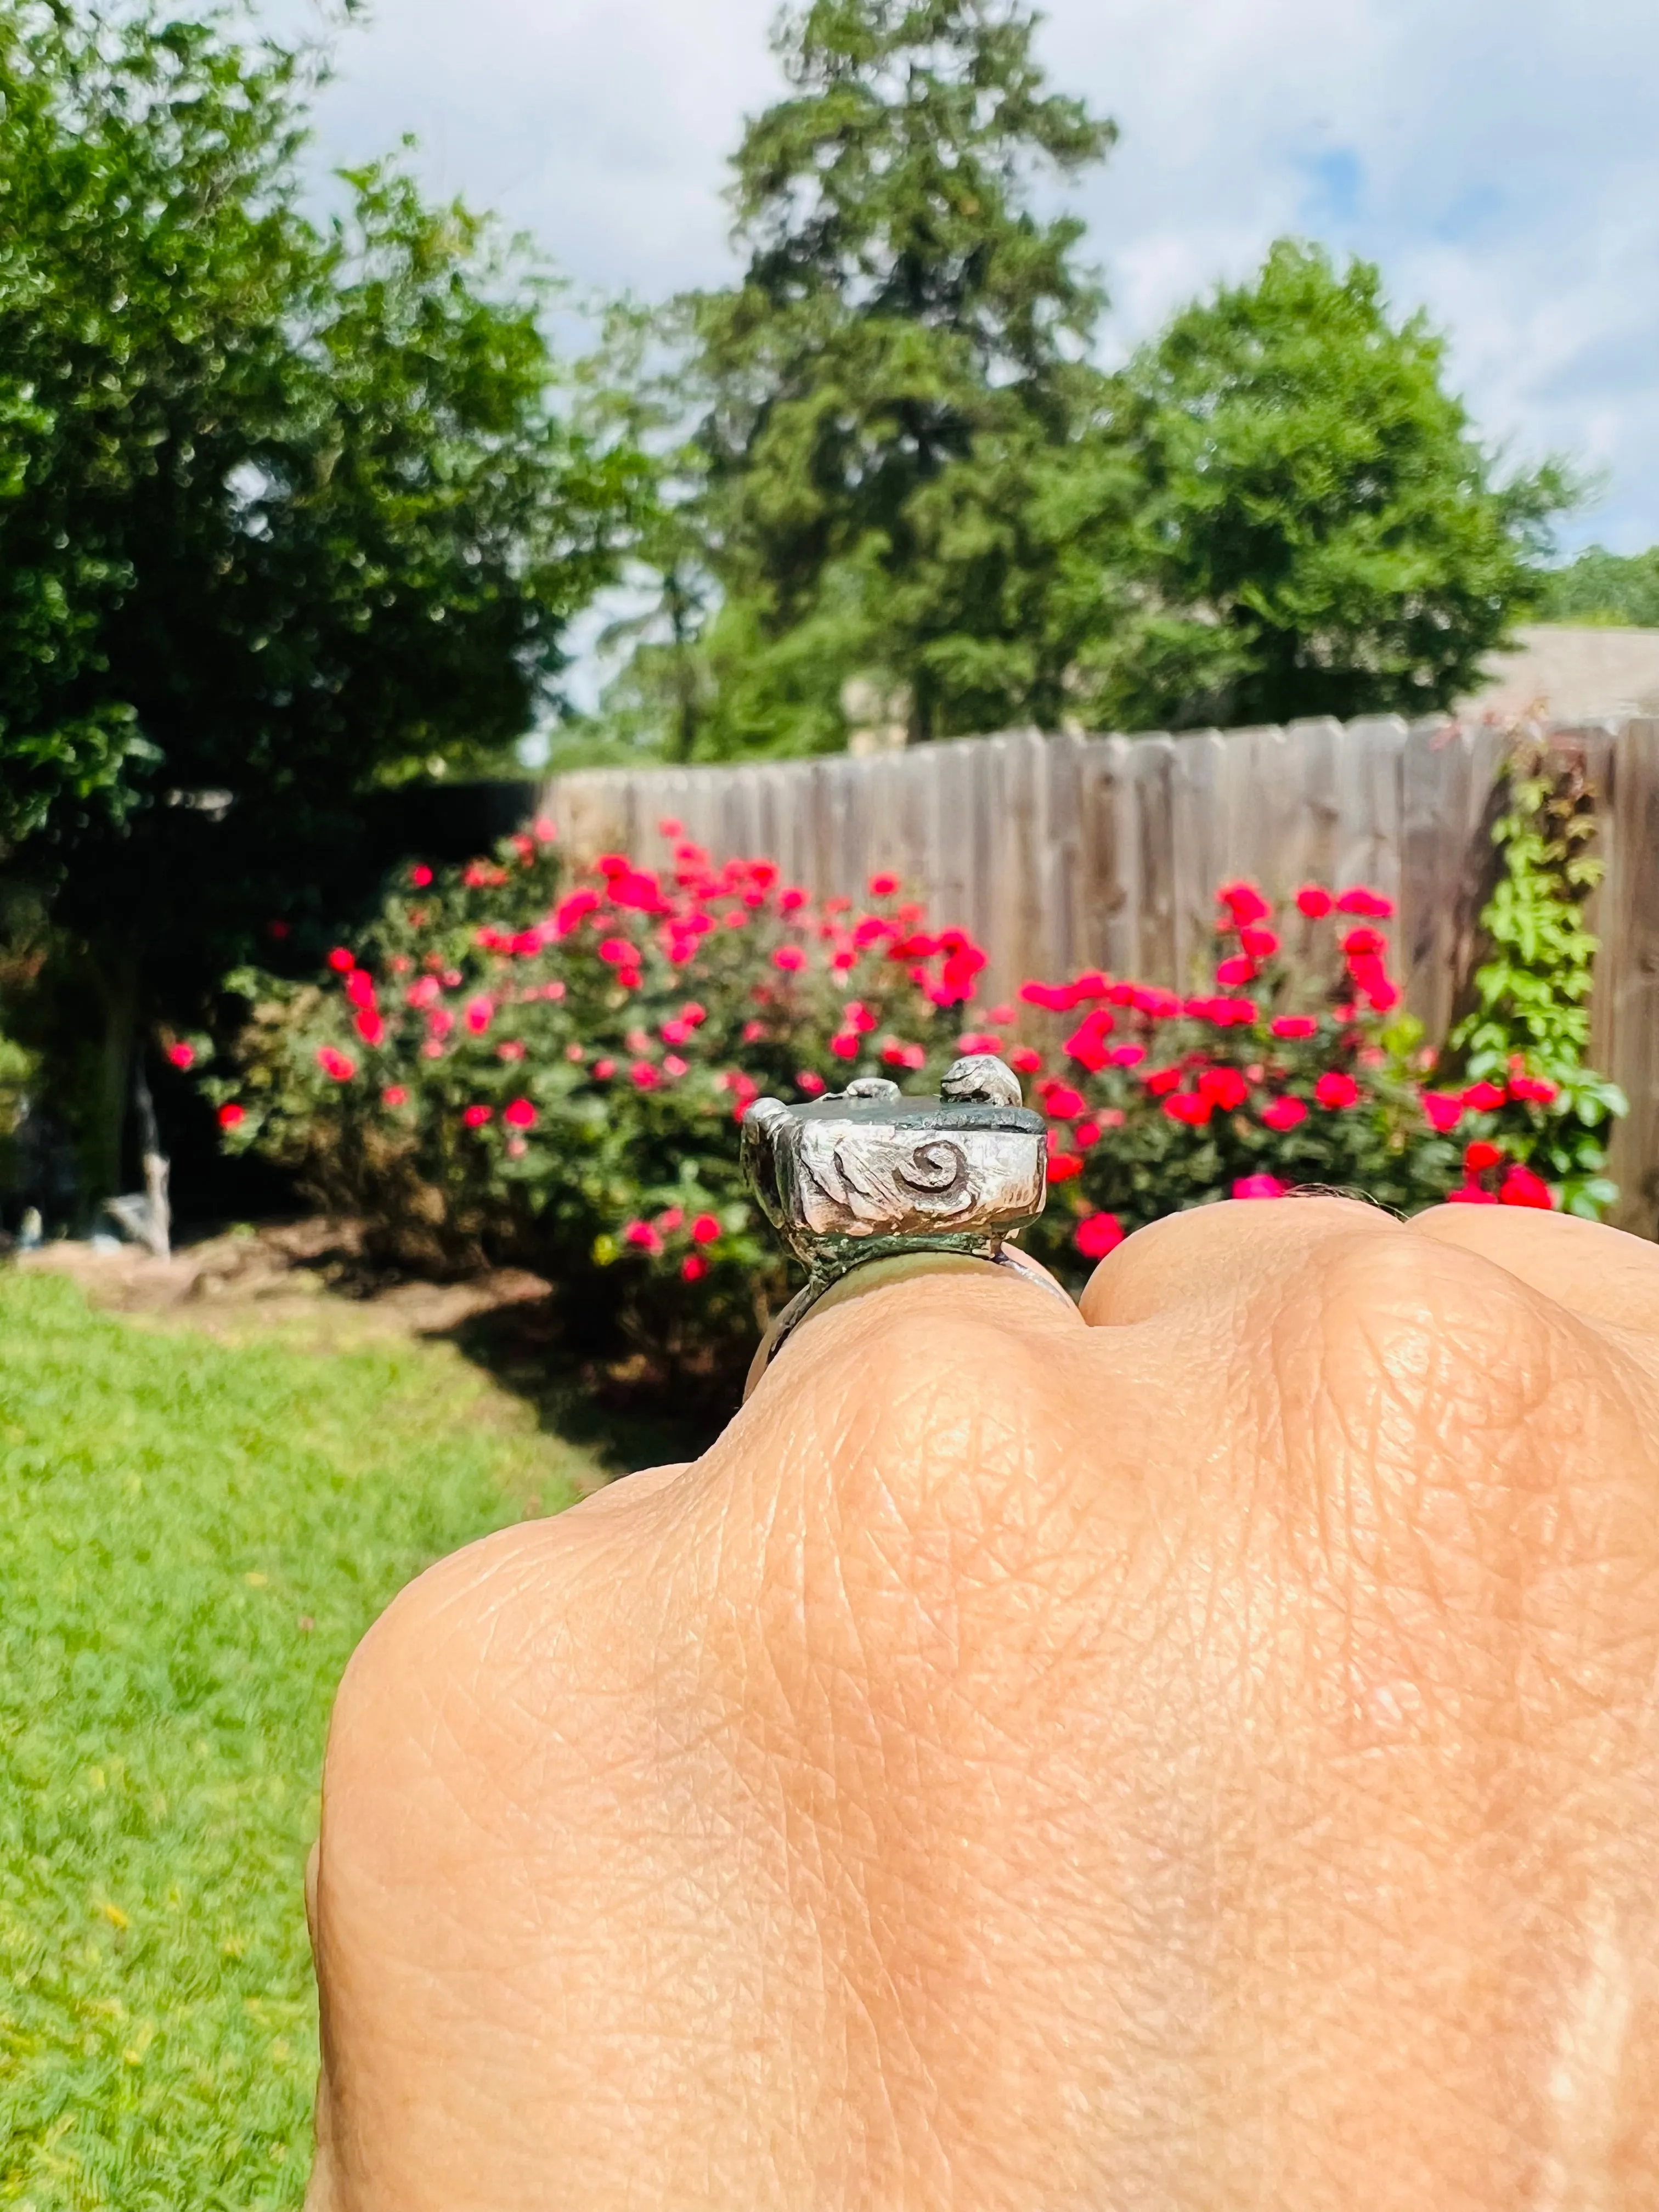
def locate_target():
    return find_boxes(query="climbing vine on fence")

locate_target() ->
[1451,740,1627,1217]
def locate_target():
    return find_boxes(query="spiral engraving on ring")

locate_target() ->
[893,1138,971,1204]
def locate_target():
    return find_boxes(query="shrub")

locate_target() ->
[1448,740,1627,1218]
[208,822,986,1388]
[207,831,1607,1400]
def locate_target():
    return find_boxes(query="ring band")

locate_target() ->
[743,1244,1073,1400]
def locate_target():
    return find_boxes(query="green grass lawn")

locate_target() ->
[0,1268,599,2209]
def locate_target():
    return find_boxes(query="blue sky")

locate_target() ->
[264,0,1659,560]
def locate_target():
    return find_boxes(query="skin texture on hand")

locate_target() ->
[303,1199,1659,2210]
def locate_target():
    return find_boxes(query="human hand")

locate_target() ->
[303,1199,1659,2209]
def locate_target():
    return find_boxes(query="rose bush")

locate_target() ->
[203,827,1606,1400]
[206,822,988,1388]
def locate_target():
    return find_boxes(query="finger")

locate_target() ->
[1411,1204,1659,1338]
[722,1254,1090,1517]
[1077,1193,1403,1329]
[744,1248,1079,1400]
[794,1248,1074,1336]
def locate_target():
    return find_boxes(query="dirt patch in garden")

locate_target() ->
[18,1217,554,1351]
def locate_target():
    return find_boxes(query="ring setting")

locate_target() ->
[741,1054,1059,1389]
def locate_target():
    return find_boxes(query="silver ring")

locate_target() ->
[741,1054,1062,1395]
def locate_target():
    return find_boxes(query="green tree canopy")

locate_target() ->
[0,2,646,1200]
[1537,544,1659,629]
[1089,242,1571,731]
[674,0,1127,751]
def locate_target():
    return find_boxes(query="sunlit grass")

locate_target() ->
[0,1269,596,2209]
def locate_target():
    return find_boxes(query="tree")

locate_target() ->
[1537,545,1659,629]
[1087,242,1572,731]
[0,4,646,1217]
[574,302,717,764]
[679,0,1125,751]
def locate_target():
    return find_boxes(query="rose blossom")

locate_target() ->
[1075,1212,1124,1260]
[1232,1173,1288,1200]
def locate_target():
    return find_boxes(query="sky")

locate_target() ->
[261,0,1659,714]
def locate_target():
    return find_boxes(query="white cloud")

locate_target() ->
[267,0,1659,554]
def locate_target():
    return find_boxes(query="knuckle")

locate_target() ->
[1306,1221,1561,1409]
[321,1520,578,1852]
[805,1290,1056,1508]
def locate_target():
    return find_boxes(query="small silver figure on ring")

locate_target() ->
[741,1053,1063,1392]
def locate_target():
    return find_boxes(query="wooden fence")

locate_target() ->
[545,715,1659,1237]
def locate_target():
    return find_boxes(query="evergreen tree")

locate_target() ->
[683,0,1124,750]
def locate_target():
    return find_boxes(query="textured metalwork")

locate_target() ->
[741,1056,1050,1381]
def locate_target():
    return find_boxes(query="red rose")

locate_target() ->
[881,1040,926,1070]
[1508,1075,1559,1105]
[1218,882,1271,926]
[1341,926,1387,959]
[1500,1164,1555,1210]
[1232,1173,1287,1200]
[1041,1083,1087,1121]
[1315,1071,1361,1110]
[1336,887,1395,919]
[1197,1065,1249,1111]
[1075,1212,1124,1260]
[1163,1092,1214,1127]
